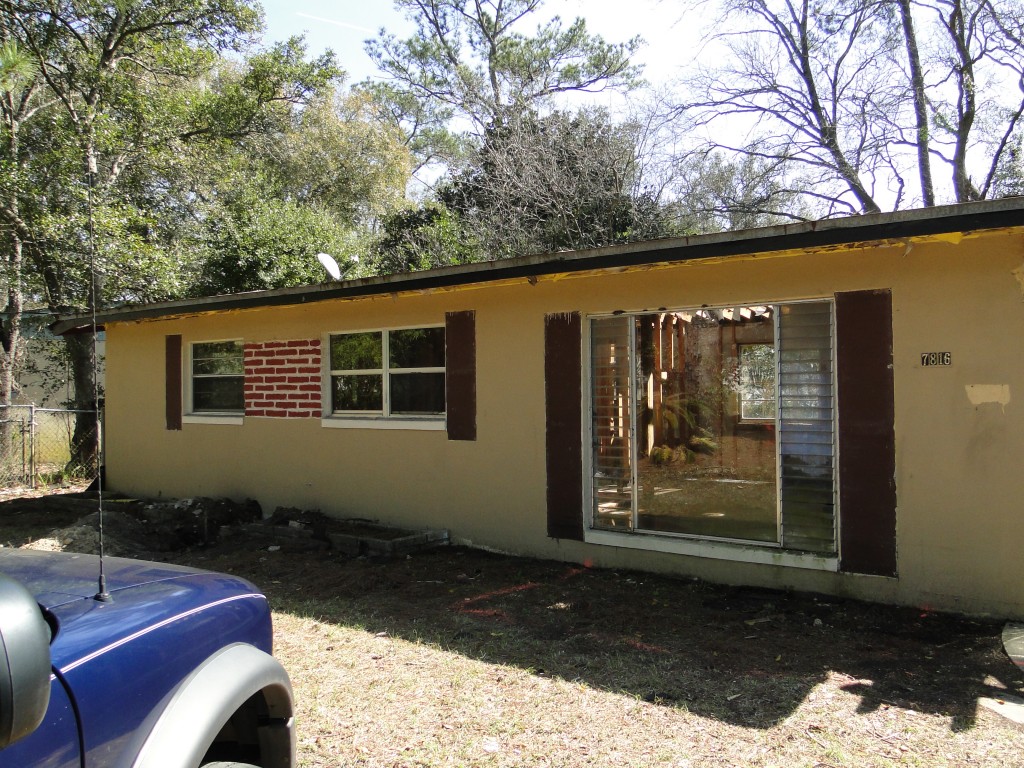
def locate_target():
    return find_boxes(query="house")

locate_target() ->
[54,199,1024,618]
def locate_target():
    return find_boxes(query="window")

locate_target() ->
[329,327,445,419]
[589,302,835,554]
[190,341,244,413]
[738,343,776,421]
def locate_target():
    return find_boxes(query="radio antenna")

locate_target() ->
[86,161,111,603]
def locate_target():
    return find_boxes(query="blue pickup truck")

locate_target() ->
[0,548,294,768]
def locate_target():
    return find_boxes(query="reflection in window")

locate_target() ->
[739,344,776,421]
[590,303,835,553]
[192,341,244,412]
[329,327,445,417]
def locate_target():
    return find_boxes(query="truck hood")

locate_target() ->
[0,549,210,610]
[0,549,271,672]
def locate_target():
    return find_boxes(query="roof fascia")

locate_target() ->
[51,199,1024,335]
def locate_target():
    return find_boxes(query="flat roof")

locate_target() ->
[52,198,1024,335]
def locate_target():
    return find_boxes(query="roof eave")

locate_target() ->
[51,198,1024,335]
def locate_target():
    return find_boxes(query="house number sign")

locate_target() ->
[921,352,951,366]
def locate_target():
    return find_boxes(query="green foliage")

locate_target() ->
[369,0,641,127]
[364,0,642,180]
[185,37,341,141]
[369,202,482,274]
[192,193,357,294]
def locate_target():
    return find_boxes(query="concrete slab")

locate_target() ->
[979,694,1024,725]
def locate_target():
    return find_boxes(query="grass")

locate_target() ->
[2,490,1021,767]
[178,546,1024,768]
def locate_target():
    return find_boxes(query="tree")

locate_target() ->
[0,33,46,419]
[666,149,812,231]
[0,0,337,468]
[677,0,1024,216]
[428,109,673,260]
[369,201,481,274]
[913,0,1024,202]
[182,83,411,294]
[366,0,642,176]
[682,0,902,216]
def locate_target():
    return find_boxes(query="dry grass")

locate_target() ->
[181,546,1023,768]
[2,489,1021,767]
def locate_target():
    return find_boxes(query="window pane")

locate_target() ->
[778,301,835,553]
[632,308,778,543]
[331,333,382,370]
[390,372,445,414]
[194,377,244,412]
[591,317,635,531]
[193,341,243,375]
[332,375,383,412]
[390,328,445,369]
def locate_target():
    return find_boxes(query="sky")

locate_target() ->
[256,0,700,92]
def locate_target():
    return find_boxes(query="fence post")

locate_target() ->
[28,404,36,489]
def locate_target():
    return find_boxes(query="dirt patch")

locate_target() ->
[2,490,1022,767]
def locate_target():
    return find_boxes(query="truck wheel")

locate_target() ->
[201,763,260,768]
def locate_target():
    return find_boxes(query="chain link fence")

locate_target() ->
[0,405,100,490]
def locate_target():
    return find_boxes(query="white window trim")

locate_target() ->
[185,339,245,423]
[322,325,446,427]
[320,416,445,431]
[183,413,244,426]
[582,300,839,567]
[583,527,838,571]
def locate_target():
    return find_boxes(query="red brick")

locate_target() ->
[276,384,298,391]
[246,409,266,417]
[265,376,285,383]
[297,366,320,374]
[266,410,287,418]
[299,383,321,392]
[264,341,287,349]
[288,339,314,348]
[251,366,275,375]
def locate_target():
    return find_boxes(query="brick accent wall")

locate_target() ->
[244,339,322,418]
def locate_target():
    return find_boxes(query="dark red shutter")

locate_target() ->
[545,312,584,541]
[835,290,898,576]
[445,311,476,441]
[166,335,182,431]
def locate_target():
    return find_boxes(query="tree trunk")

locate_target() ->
[63,332,100,474]
[897,0,935,207]
[0,236,23,473]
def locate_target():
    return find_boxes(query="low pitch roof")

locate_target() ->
[52,198,1024,335]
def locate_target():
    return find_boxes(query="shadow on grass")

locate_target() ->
[204,545,1022,733]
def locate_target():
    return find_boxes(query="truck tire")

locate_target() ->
[201,763,260,768]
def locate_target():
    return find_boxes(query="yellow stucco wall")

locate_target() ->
[103,229,1024,617]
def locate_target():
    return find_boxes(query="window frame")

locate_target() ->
[582,299,839,571]
[321,324,447,431]
[183,339,245,425]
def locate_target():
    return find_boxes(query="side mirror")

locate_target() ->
[0,574,52,749]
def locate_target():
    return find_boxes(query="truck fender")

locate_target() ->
[130,643,294,768]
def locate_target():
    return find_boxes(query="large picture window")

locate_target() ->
[329,327,445,418]
[191,341,244,413]
[589,302,836,554]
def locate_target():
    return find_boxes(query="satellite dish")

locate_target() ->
[316,252,342,281]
